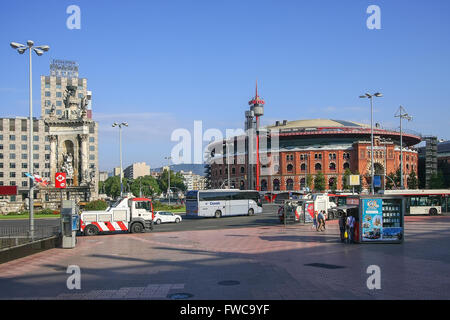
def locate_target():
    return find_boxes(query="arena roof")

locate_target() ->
[267,119,370,130]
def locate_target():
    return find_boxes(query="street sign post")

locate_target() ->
[55,172,67,210]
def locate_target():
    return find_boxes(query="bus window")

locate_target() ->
[186,191,198,201]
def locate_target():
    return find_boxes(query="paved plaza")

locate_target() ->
[0,215,449,300]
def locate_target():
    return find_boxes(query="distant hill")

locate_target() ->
[153,164,207,176]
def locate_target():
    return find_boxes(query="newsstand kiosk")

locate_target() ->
[357,195,405,244]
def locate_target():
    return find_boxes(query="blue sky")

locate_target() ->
[1,0,449,171]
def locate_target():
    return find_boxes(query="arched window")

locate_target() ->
[329,177,336,189]
[301,163,306,171]
[315,163,322,171]
[287,164,293,172]
[273,179,280,191]
[231,167,236,174]
[240,166,245,174]
[286,178,294,191]
[329,162,336,170]
[300,178,306,189]
[261,180,267,191]
[343,162,350,170]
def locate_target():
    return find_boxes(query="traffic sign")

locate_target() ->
[55,172,67,189]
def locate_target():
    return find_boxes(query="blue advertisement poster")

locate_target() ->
[361,198,383,241]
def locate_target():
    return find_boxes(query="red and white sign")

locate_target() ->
[55,172,67,189]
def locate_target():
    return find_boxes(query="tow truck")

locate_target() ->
[80,197,154,236]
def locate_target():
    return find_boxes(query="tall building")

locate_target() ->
[1,60,99,211]
[180,170,206,190]
[124,162,150,179]
[0,117,50,202]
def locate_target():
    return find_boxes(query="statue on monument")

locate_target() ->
[61,153,74,179]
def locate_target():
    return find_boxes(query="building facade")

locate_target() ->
[180,170,206,190]
[0,60,99,212]
[207,119,421,192]
[124,162,151,180]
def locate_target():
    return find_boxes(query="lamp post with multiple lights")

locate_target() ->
[112,122,128,197]
[359,92,383,194]
[395,106,412,189]
[10,40,49,239]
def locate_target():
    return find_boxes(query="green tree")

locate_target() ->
[314,171,326,192]
[430,171,445,189]
[306,174,314,191]
[158,169,187,194]
[130,176,161,198]
[104,176,128,198]
[407,171,418,189]
[342,168,352,191]
[386,172,397,190]
[84,200,108,211]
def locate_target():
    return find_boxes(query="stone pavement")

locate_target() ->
[0,215,450,299]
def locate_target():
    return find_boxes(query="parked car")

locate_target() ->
[153,211,182,224]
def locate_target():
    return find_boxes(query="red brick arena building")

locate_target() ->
[206,119,422,192]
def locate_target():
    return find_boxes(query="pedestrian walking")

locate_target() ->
[346,214,355,243]
[339,212,347,242]
[317,210,325,231]
[312,211,318,230]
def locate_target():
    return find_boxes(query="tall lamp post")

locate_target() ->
[112,122,128,197]
[359,92,383,194]
[165,156,171,205]
[10,40,49,239]
[395,106,412,189]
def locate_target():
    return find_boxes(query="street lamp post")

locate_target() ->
[227,140,231,189]
[395,106,412,189]
[10,40,49,239]
[112,122,128,197]
[165,156,171,205]
[359,92,383,195]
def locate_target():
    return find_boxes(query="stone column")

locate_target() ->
[49,135,58,186]
[80,134,89,184]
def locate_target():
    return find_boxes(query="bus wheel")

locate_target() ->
[84,225,99,236]
[429,208,438,216]
[215,210,222,218]
[248,208,254,216]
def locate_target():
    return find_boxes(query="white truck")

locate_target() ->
[80,197,154,236]
[303,193,338,220]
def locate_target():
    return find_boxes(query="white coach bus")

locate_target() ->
[380,189,450,215]
[185,189,263,218]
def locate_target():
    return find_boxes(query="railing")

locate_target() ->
[0,224,60,250]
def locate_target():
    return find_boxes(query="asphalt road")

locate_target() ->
[0,204,282,234]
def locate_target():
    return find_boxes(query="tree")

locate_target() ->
[104,176,128,199]
[342,168,352,191]
[430,171,445,189]
[130,176,161,198]
[407,171,418,189]
[386,172,397,190]
[314,171,326,192]
[306,174,314,191]
[84,200,108,211]
[157,169,187,194]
